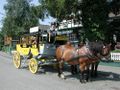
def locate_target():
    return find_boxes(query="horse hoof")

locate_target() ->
[84,80,87,83]
[80,80,86,83]
[59,74,66,79]
[61,74,66,79]
[71,72,75,75]
[80,80,83,83]
[71,70,78,75]
[80,80,84,84]
[87,79,92,82]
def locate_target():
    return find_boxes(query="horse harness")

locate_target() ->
[77,45,101,60]
[60,45,100,62]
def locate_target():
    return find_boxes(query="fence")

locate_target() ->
[111,52,120,61]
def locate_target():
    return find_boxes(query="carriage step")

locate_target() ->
[39,60,57,66]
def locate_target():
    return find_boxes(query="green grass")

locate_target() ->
[111,49,120,53]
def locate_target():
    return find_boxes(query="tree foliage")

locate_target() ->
[2,0,120,42]
[39,0,78,21]
[2,0,40,37]
[39,0,110,41]
[107,0,120,42]
[82,0,108,41]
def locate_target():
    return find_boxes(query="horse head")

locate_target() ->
[88,41,111,59]
[101,43,111,56]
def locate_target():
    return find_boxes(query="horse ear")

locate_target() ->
[109,43,112,47]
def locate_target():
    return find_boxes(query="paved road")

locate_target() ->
[0,51,120,90]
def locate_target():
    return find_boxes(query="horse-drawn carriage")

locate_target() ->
[13,23,110,83]
[13,26,68,73]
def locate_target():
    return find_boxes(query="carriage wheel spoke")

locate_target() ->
[29,58,38,74]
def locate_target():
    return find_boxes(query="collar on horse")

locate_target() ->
[68,45,101,62]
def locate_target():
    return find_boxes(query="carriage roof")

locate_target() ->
[30,25,50,33]
[20,25,50,37]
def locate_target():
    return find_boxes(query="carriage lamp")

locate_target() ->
[113,34,117,43]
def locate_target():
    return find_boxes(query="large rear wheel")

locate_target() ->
[13,51,21,69]
[29,58,38,74]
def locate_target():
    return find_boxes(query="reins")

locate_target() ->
[67,53,99,63]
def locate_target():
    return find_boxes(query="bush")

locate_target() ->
[111,49,120,53]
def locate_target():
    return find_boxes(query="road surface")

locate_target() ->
[0,51,120,90]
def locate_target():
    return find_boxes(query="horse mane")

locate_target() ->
[88,41,103,54]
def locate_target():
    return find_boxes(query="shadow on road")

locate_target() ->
[92,71,120,82]
[37,65,58,74]
[65,70,120,82]
[36,65,120,82]
[18,62,120,82]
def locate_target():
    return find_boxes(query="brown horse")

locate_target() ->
[92,42,111,75]
[56,41,111,83]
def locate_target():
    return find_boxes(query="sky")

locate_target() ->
[0,0,6,27]
[0,0,54,28]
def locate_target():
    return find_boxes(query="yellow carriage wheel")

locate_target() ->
[13,51,21,69]
[29,58,38,74]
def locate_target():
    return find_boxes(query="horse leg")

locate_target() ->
[94,61,100,77]
[79,64,86,83]
[80,71,85,83]
[71,65,78,75]
[74,65,78,74]
[71,65,74,75]
[91,63,95,77]
[58,60,65,79]
[86,65,91,82]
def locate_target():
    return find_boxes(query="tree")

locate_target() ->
[0,31,4,50]
[39,0,110,41]
[2,0,40,37]
[39,0,78,21]
[82,0,109,41]
[107,0,120,42]
[109,0,120,15]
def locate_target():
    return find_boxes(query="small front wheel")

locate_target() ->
[29,58,38,74]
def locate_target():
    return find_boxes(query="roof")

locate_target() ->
[30,24,50,33]
[39,24,50,30]
[109,15,120,20]
[108,12,120,20]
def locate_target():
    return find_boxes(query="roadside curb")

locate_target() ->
[0,51,12,58]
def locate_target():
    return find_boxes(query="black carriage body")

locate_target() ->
[38,43,56,59]
[29,24,82,60]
